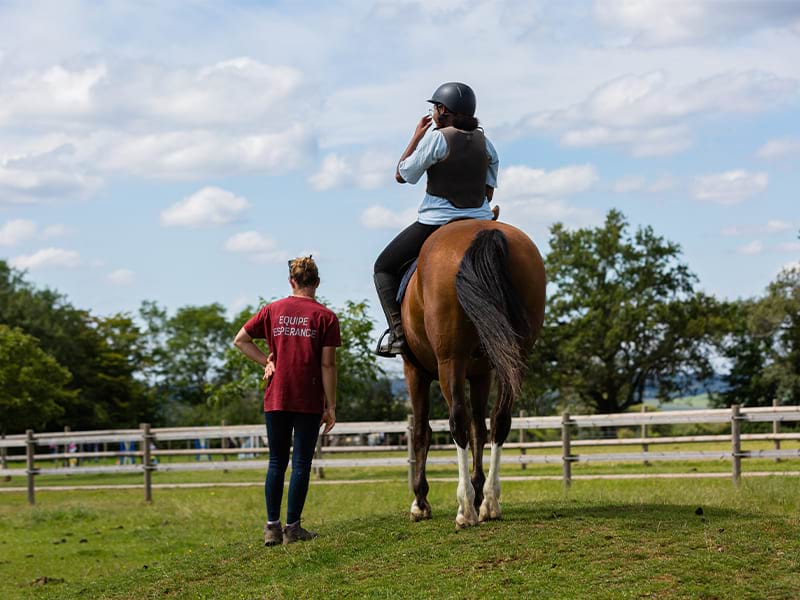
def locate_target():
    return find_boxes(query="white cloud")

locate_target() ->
[0,58,315,182]
[722,220,793,236]
[97,125,315,180]
[499,165,599,199]
[107,268,134,286]
[309,151,394,191]
[523,70,797,156]
[360,205,418,230]
[692,170,768,205]
[41,224,70,239]
[595,0,800,46]
[737,240,764,256]
[757,137,800,159]
[0,219,37,246]
[0,58,304,130]
[779,241,800,253]
[613,175,676,193]
[10,247,81,270]
[0,64,106,126]
[0,150,102,204]
[224,231,287,263]
[161,187,250,228]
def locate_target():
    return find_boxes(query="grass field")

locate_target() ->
[1,462,800,599]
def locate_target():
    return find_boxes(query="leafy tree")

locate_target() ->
[138,301,232,425]
[334,300,407,421]
[531,210,726,414]
[207,306,268,425]
[0,325,75,433]
[0,261,153,430]
[714,299,778,407]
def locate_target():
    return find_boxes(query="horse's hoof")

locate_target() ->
[479,497,502,522]
[410,500,432,522]
[455,505,479,529]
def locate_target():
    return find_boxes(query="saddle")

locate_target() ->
[395,205,499,305]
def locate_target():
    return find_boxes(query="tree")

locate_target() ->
[0,261,153,430]
[334,300,407,422]
[532,210,725,414]
[138,301,232,425]
[0,325,75,433]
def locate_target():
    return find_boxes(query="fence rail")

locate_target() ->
[3,404,800,504]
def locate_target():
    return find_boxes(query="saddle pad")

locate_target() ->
[396,258,418,304]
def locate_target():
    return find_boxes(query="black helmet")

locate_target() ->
[427,82,476,117]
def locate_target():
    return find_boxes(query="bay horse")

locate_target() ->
[401,218,545,528]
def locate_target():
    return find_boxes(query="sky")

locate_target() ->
[1,0,799,352]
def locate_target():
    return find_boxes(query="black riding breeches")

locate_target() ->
[374,221,440,277]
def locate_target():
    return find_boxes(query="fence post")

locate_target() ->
[1,432,9,482]
[772,398,781,462]
[407,414,415,493]
[314,434,325,479]
[641,404,649,466]
[519,410,526,470]
[141,423,153,502]
[561,412,572,489]
[731,405,742,487]
[26,429,36,505]
[63,425,70,468]
[221,420,229,473]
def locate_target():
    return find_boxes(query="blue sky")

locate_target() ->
[1,0,799,347]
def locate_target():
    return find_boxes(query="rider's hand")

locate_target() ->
[413,115,432,140]
[321,407,336,435]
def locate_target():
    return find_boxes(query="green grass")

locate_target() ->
[1,473,799,599]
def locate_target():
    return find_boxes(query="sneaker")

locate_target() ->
[282,521,318,545]
[264,521,282,546]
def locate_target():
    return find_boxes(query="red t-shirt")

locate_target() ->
[244,296,341,414]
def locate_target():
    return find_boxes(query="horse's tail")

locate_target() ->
[456,228,531,409]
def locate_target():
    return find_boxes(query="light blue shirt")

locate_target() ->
[398,128,499,226]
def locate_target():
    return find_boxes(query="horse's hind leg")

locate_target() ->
[480,385,513,522]
[405,361,433,522]
[439,358,479,529]
[468,373,490,512]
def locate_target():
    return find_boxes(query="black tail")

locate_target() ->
[456,229,531,408]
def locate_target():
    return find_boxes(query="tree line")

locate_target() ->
[1,210,797,434]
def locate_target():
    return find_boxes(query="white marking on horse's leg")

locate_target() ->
[410,499,431,521]
[479,442,502,521]
[455,445,478,528]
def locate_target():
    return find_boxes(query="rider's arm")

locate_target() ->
[397,129,448,185]
[396,115,433,183]
[486,137,499,201]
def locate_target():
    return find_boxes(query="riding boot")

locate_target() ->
[374,271,406,357]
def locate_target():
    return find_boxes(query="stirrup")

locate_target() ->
[375,328,405,358]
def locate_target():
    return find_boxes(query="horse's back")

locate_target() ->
[405,219,546,366]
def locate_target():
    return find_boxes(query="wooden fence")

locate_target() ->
[2,404,800,504]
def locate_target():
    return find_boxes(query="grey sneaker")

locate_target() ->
[264,522,282,546]
[282,521,318,545]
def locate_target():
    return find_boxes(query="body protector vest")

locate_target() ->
[426,127,489,209]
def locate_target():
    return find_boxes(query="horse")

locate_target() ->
[401,218,545,528]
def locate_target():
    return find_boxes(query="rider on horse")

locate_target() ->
[374,82,499,357]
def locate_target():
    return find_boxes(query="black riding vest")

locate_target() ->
[426,127,489,209]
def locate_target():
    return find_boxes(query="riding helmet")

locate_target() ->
[427,82,476,117]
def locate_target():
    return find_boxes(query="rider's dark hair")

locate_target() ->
[451,114,479,131]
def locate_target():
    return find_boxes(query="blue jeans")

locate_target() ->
[264,411,321,524]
